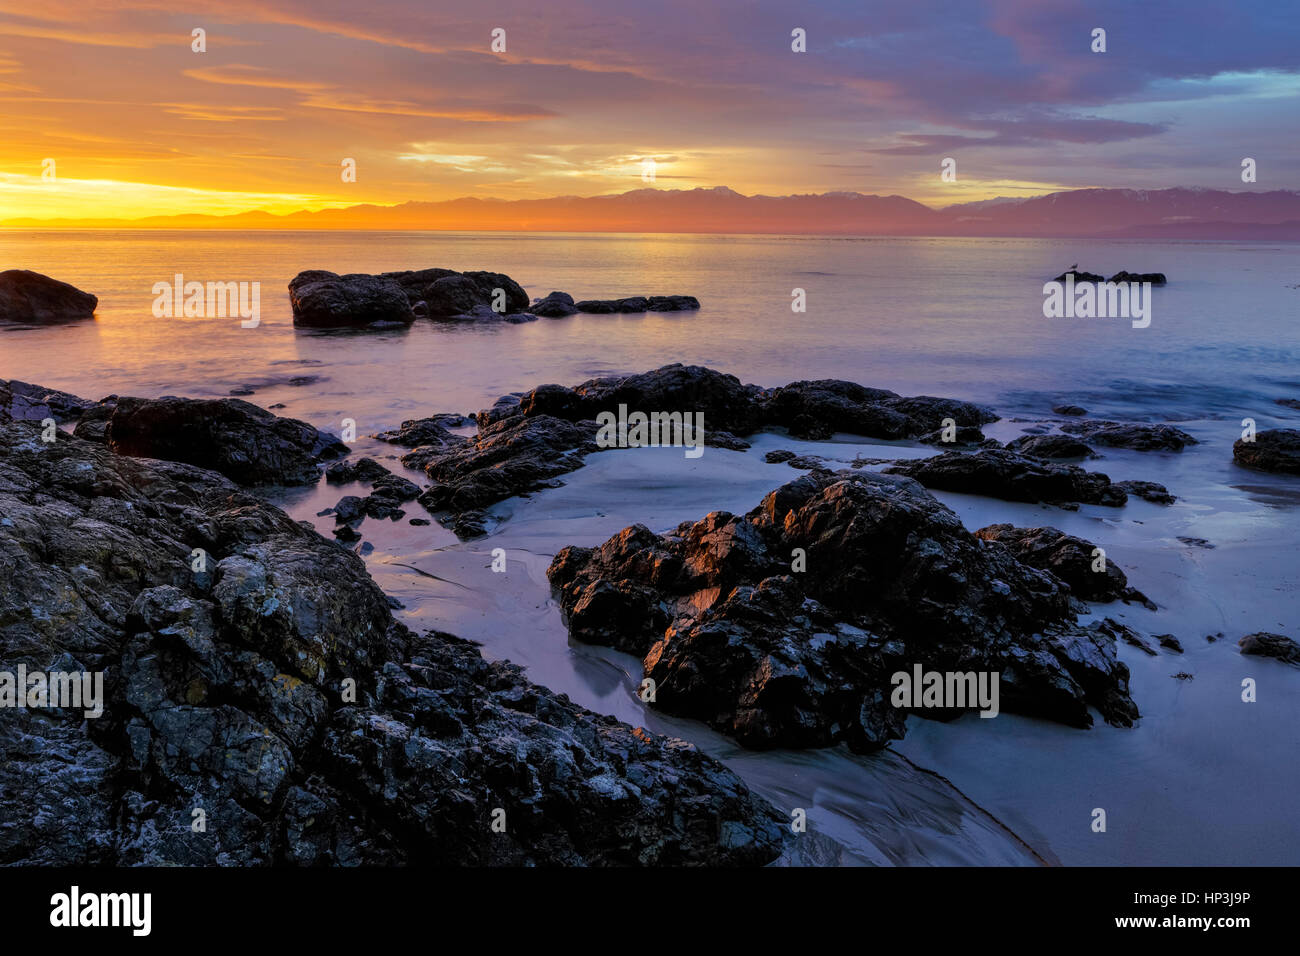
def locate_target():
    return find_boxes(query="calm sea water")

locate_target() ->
[3,231,1298,866]
[2,231,1298,431]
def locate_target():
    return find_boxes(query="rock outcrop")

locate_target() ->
[88,395,348,486]
[1233,429,1300,475]
[1237,632,1300,666]
[1059,420,1196,451]
[973,524,1153,607]
[548,470,1140,753]
[0,416,782,865]
[400,365,1003,537]
[885,449,1128,506]
[288,271,415,329]
[0,270,98,324]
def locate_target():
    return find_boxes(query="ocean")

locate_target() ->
[3,229,1298,865]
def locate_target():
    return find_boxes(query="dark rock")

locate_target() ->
[332,524,362,543]
[1053,404,1088,417]
[1233,428,1300,475]
[228,386,256,396]
[548,470,1139,753]
[1053,269,1105,282]
[325,457,392,484]
[1156,635,1184,653]
[1275,398,1300,411]
[918,425,995,447]
[885,449,1127,507]
[765,450,797,464]
[409,518,431,526]
[0,416,782,866]
[412,415,596,520]
[96,396,347,486]
[374,416,470,449]
[763,380,995,440]
[0,270,98,324]
[1115,480,1176,504]
[1177,536,1215,549]
[1108,271,1167,285]
[974,524,1154,607]
[705,430,751,451]
[0,379,94,424]
[1238,632,1300,666]
[288,271,415,329]
[1059,420,1196,451]
[332,495,366,523]
[531,291,580,318]
[451,510,489,539]
[574,295,700,313]
[1121,630,1158,656]
[1006,434,1095,459]
[785,455,827,469]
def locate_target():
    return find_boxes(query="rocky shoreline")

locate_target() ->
[4,365,1298,866]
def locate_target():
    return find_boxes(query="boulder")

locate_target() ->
[1238,632,1300,666]
[0,270,98,324]
[548,470,1139,753]
[1108,271,1167,285]
[1059,420,1196,451]
[288,271,414,329]
[974,524,1153,607]
[1005,434,1095,459]
[96,395,347,486]
[885,449,1127,506]
[1233,429,1300,475]
[531,291,579,317]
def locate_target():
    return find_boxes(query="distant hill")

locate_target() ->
[6,185,1299,239]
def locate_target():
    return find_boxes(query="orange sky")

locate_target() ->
[1,1,1296,224]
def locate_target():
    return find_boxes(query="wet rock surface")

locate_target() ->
[548,470,1140,754]
[885,449,1128,507]
[1114,479,1176,504]
[0,417,783,865]
[1237,632,1300,666]
[90,395,348,486]
[1005,434,1096,459]
[1233,428,1300,475]
[973,524,1154,607]
[0,378,94,424]
[0,270,98,324]
[1059,420,1197,451]
[288,271,416,329]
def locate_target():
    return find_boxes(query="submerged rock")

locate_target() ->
[0,270,98,324]
[93,395,348,486]
[288,270,415,329]
[0,417,782,865]
[885,449,1127,507]
[548,470,1140,753]
[974,524,1154,607]
[1052,404,1088,417]
[1059,420,1196,451]
[1233,428,1300,475]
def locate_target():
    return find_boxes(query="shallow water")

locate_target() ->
[3,231,1297,865]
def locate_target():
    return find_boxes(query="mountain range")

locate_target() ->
[6,186,1300,239]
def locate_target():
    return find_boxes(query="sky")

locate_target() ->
[1,0,1297,222]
